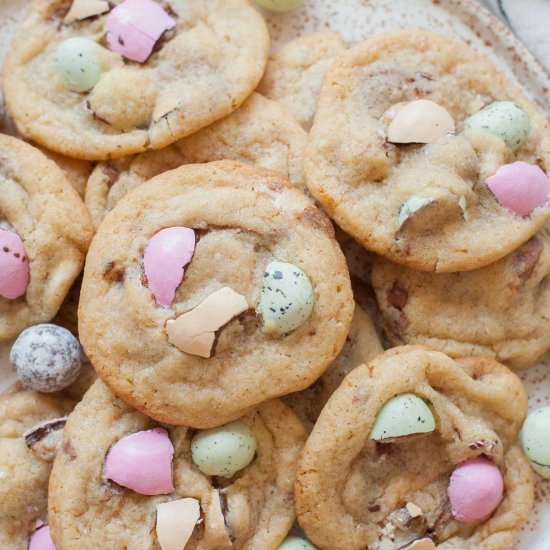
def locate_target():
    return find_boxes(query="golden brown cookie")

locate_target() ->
[305,30,550,272]
[79,161,354,427]
[296,346,533,550]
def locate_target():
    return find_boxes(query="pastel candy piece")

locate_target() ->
[106,0,176,63]
[278,536,318,549]
[486,161,550,216]
[259,260,314,335]
[254,0,303,12]
[387,99,455,144]
[166,287,249,358]
[143,227,196,306]
[54,37,103,92]
[191,420,257,478]
[0,228,29,299]
[29,524,56,550]
[369,393,436,442]
[398,196,433,229]
[104,427,175,495]
[64,0,110,23]
[520,406,550,478]
[156,498,200,550]
[465,101,530,151]
[448,457,504,523]
[403,539,436,550]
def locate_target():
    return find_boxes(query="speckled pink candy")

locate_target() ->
[0,228,29,300]
[486,161,550,216]
[143,227,195,306]
[104,428,175,495]
[29,524,56,550]
[105,0,176,63]
[448,457,504,523]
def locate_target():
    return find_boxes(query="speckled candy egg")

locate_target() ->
[369,393,436,441]
[465,101,530,151]
[279,536,318,549]
[259,260,314,335]
[10,324,82,393]
[191,420,257,478]
[254,0,303,12]
[55,37,103,92]
[521,406,550,478]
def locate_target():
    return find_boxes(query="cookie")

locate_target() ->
[52,276,82,335]
[295,346,533,550]
[49,379,307,549]
[39,148,93,199]
[305,30,550,273]
[3,0,269,161]
[79,161,354,427]
[257,32,345,130]
[85,93,307,229]
[0,383,75,549]
[372,226,550,369]
[0,134,93,340]
[284,302,383,431]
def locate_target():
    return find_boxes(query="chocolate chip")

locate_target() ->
[509,237,543,290]
[103,261,125,283]
[388,281,408,310]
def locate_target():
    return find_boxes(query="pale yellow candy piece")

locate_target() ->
[254,0,303,13]
[156,498,201,550]
[64,0,110,23]
[387,99,455,144]
[166,287,249,358]
[405,502,423,518]
[406,539,436,550]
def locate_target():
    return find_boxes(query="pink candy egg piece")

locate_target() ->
[143,227,196,307]
[486,161,550,216]
[0,229,29,300]
[29,524,56,550]
[106,0,176,63]
[448,457,504,523]
[104,427,175,495]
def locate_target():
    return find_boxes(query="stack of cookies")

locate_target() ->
[0,1,548,549]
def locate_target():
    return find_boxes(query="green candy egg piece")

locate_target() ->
[191,420,257,478]
[55,37,102,93]
[259,260,314,335]
[278,536,318,550]
[254,0,303,12]
[398,196,433,229]
[369,393,436,441]
[465,101,530,152]
[520,406,550,478]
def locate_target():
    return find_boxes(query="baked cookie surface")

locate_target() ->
[49,379,307,550]
[79,161,353,427]
[296,346,533,550]
[0,383,75,549]
[305,30,550,272]
[372,226,550,369]
[3,0,269,160]
[85,93,307,229]
[258,32,345,130]
[0,134,93,340]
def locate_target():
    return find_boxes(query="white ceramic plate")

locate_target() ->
[0,1,549,548]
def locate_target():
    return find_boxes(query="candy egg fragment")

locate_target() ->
[254,0,304,13]
[259,260,314,335]
[29,523,55,550]
[369,393,436,442]
[398,196,434,229]
[156,498,201,550]
[465,101,530,151]
[278,536,318,549]
[54,37,103,92]
[10,324,82,393]
[486,161,550,217]
[104,428,175,495]
[387,99,455,144]
[0,228,29,300]
[521,406,550,478]
[447,457,504,523]
[191,420,257,478]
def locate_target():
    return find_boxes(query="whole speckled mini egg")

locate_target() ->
[254,0,303,13]
[465,101,530,152]
[521,406,550,478]
[191,420,257,478]
[278,536,318,550]
[54,37,103,93]
[369,393,436,442]
[259,260,314,335]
